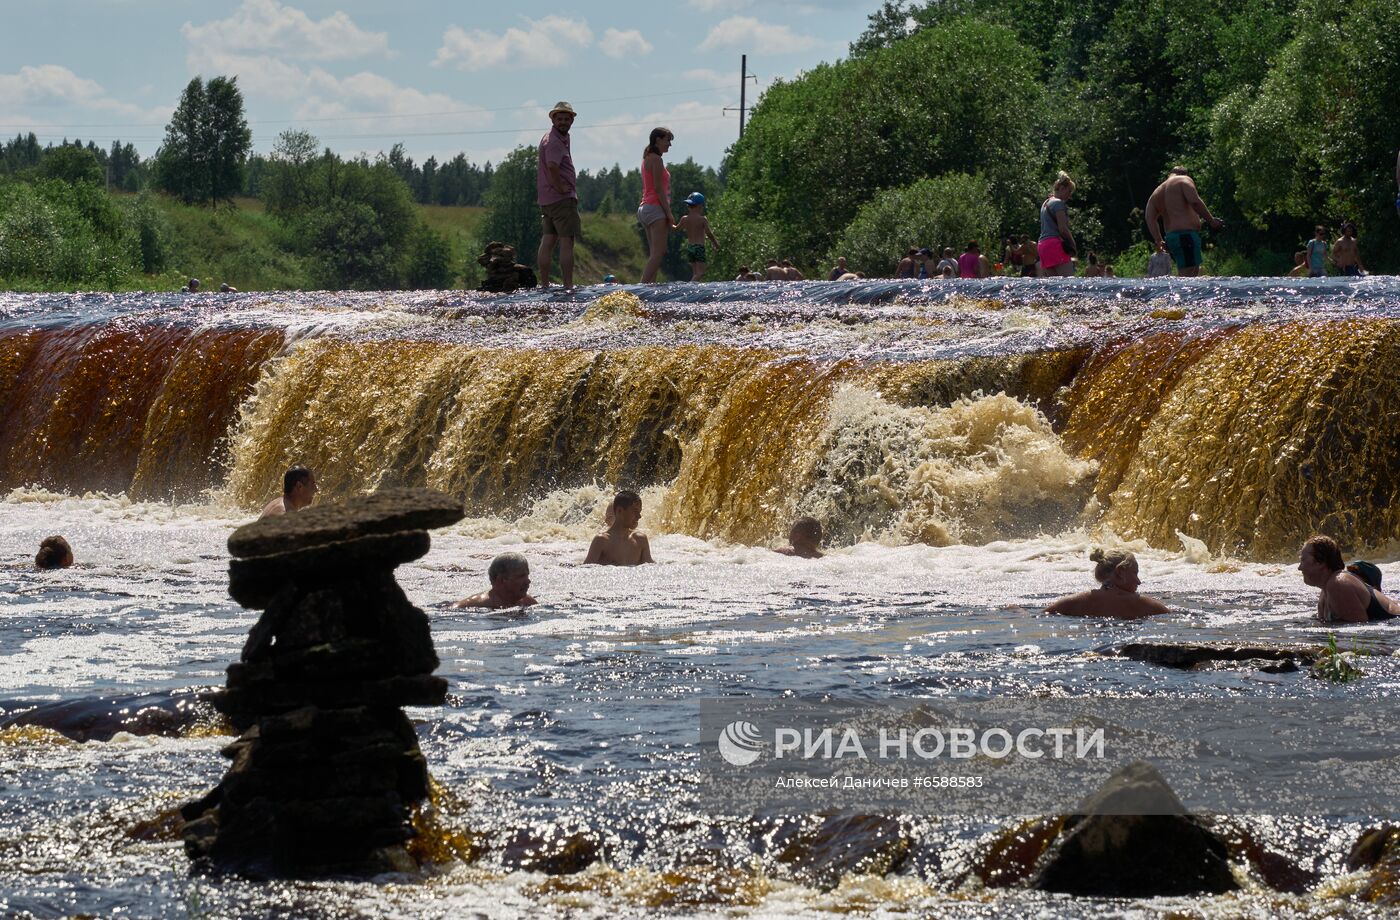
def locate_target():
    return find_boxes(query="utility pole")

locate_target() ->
[723,55,759,139]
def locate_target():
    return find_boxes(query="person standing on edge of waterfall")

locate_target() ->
[1037,172,1078,277]
[638,127,676,283]
[583,491,653,565]
[260,466,318,519]
[1144,167,1224,277]
[537,102,579,292]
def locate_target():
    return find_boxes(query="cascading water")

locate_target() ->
[2,280,1398,557]
[3,279,1400,918]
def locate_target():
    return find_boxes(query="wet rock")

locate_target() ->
[770,814,910,892]
[967,817,1064,888]
[226,487,462,559]
[182,488,463,879]
[1032,761,1239,897]
[1356,826,1400,904]
[501,824,601,875]
[476,241,538,293]
[1216,824,1318,894]
[1348,824,1400,871]
[1113,641,1318,671]
[0,688,219,742]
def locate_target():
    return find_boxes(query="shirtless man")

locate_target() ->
[774,516,823,559]
[1046,548,1170,620]
[764,259,786,281]
[1298,534,1399,624]
[1332,222,1365,276]
[1144,167,1224,277]
[782,260,804,281]
[583,490,653,565]
[259,466,318,518]
[453,552,537,609]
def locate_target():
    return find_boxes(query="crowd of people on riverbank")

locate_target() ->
[533,101,1387,288]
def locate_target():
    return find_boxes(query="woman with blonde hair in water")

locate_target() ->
[1047,548,1170,619]
[638,127,676,283]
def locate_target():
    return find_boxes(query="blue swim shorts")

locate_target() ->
[1165,230,1202,270]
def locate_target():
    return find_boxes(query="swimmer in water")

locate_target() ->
[35,535,74,570]
[260,466,318,519]
[1046,548,1170,619]
[453,552,537,609]
[1298,534,1399,623]
[583,490,653,566]
[774,516,824,559]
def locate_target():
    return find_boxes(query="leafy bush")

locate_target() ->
[402,223,455,289]
[0,183,59,278]
[711,18,1044,278]
[126,191,171,274]
[830,174,1001,276]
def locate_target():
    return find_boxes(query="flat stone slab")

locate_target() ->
[1110,642,1321,670]
[229,488,464,559]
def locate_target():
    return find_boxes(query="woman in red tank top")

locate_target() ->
[638,127,675,283]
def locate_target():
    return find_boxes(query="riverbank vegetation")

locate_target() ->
[4,0,1396,290]
[713,0,1400,278]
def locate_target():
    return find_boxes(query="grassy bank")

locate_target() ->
[143,196,649,292]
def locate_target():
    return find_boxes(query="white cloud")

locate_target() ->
[573,100,734,171]
[682,68,737,89]
[434,16,593,71]
[195,51,494,139]
[181,0,390,62]
[0,64,164,119]
[599,28,653,60]
[693,0,754,9]
[699,16,821,53]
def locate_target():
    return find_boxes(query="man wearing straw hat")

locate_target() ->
[537,101,579,291]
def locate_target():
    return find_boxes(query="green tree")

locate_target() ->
[155,76,251,205]
[830,174,1001,276]
[477,146,543,270]
[711,20,1044,280]
[1212,0,1400,268]
[38,145,104,185]
[263,129,323,218]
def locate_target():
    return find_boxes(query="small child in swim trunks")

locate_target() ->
[676,192,720,281]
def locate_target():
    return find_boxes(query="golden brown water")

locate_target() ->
[3,309,1399,560]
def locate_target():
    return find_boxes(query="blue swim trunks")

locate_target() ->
[1165,230,1202,270]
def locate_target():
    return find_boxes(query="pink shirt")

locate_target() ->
[958,251,981,278]
[641,155,669,206]
[537,128,576,206]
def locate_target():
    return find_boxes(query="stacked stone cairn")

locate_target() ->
[181,488,464,878]
[477,240,538,292]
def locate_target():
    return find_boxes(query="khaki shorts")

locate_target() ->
[540,199,580,238]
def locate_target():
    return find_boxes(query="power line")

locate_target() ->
[17,113,730,145]
[0,86,729,131]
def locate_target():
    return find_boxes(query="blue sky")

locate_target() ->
[0,0,880,172]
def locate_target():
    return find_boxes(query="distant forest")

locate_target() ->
[0,131,662,214]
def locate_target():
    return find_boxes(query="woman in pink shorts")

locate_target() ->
[1037,171,1078,277]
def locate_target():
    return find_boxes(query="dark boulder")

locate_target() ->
[1032,761,1239,897]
